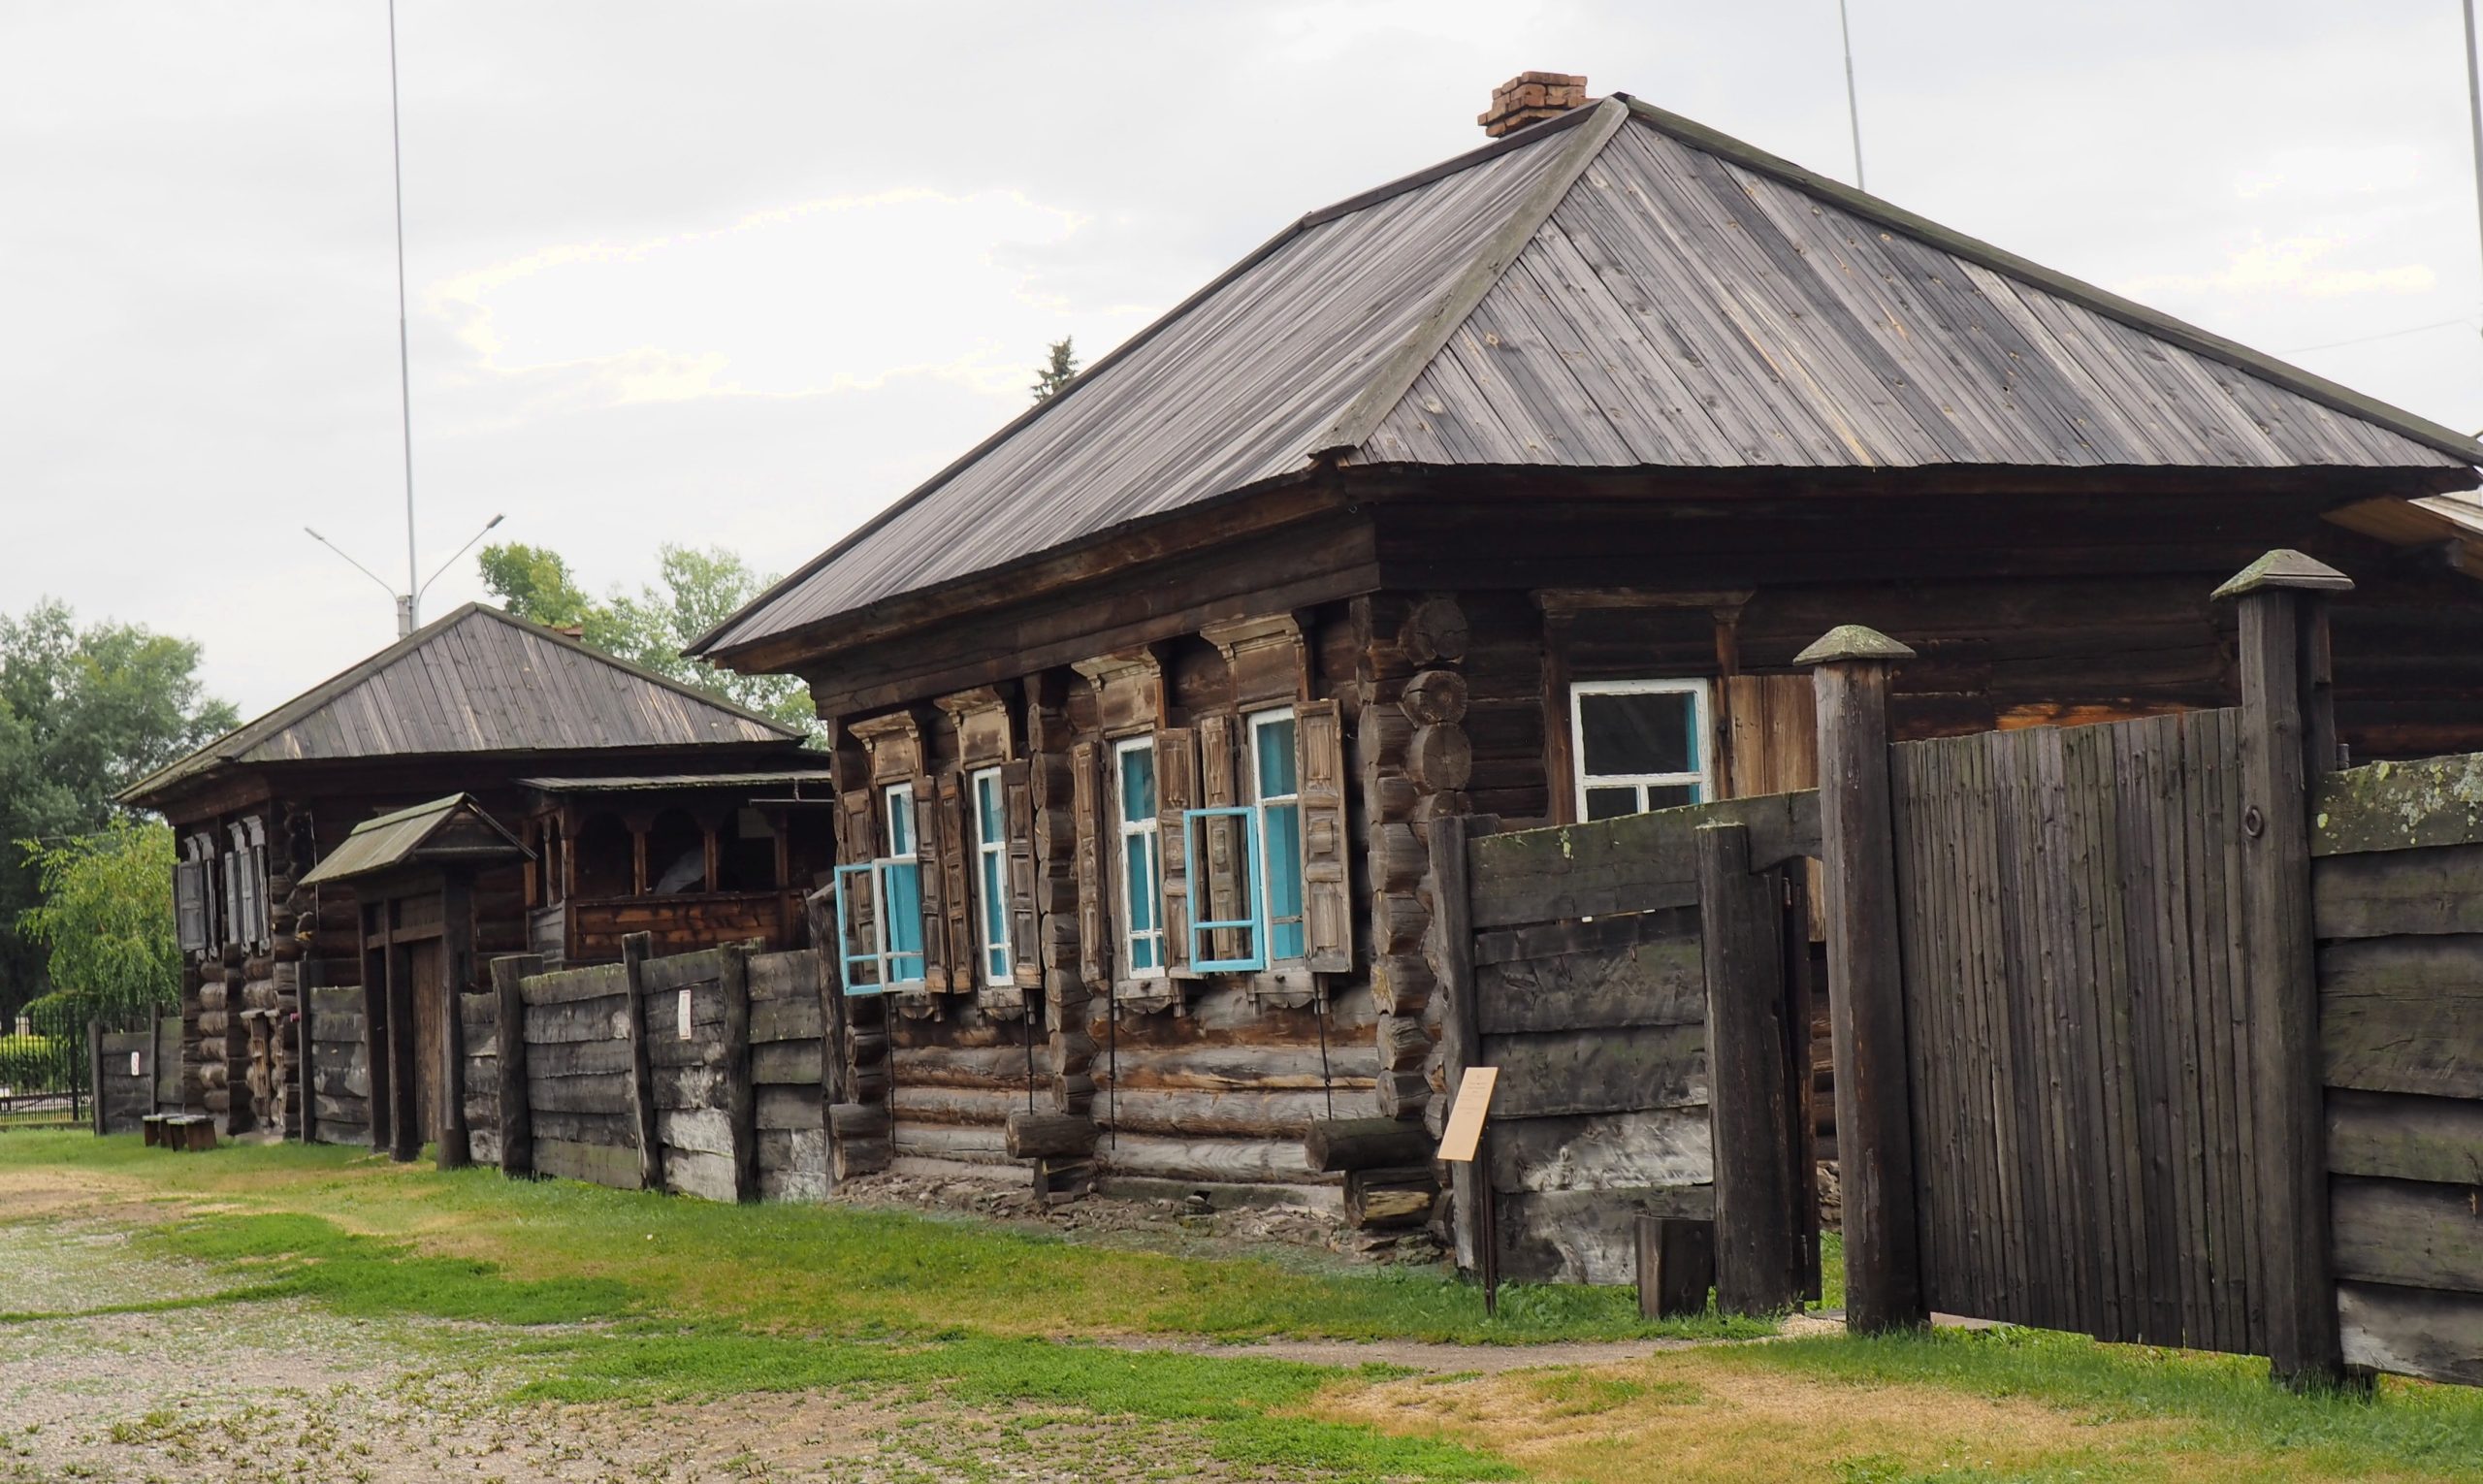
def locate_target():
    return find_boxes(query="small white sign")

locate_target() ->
[677,988,693,1041]
[130,1050,143,1077]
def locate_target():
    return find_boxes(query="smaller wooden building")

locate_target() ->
[120,602,827,1142]
[299,795,529,1163]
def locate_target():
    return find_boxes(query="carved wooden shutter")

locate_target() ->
[1296,698,1352,973]
[175,860,208,952]
[932,770,974,991]
[1002,760,1041,989]
[839,789,878,973]
[1195,714,1244,967]
[1071,740,1111,987]
[911,772,951,990]
[1156,727,1198,978]
[246,844,270,950]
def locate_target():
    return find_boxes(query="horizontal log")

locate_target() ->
[533,1136,643,1190]
[2320,937,2483,1099]
[1006,1112,1098,1159]
[747,951,819,1001]
[752,1041,820,1085]
[528,1037,633,1080]
[1306,1116,1433,1173]
[308,1013,367,1045]
[522,965,630,1007]
[1469,791,1820,929]
[530,1109,635,1146]
[659,1107,735,1159]
[1488,1107,1712,1193]
[2312,755,2483,856]
[1098,1131,1325,1185]
[1475,912,1705,1035]
[829,1102,888,1139]
[1483,1022,1706,1118]
[757,1128,827,1200]
[751,996,823,1044]
[639,949,725,995]
[1400,668,1469,726]
[2331,1176,2483,1295]
[891,1121,1010,1162]
[1344,1164,1436,1229]
[307,986,363,1018]
[2326,1088,2483,1184]
[529,1074,635,1116]
[653,1063,725,1112]
[663,1146,739,1203]
[468,1127,501,1167]
[525,999,631,1046]
[757,1083,820,1132]
[1497,1184,1716,1286]
[2338,1280,2483,1387]
[2314,846,2483,940]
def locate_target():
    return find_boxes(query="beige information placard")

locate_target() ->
[1436,1066,1499,1164]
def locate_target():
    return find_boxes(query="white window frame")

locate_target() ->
[1113,735,1166,980]
[1245,707,1306,964]
[1569,678,1715,822]
[970,765,1012,988]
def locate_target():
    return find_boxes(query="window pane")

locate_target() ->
[1577,690,1696,777]
[1255,716,1298,797]
[1118,746,1155,822]
[1647,783,1698,810]
[1264,800,1305,960]
[979,849,1008,966]
[1123,836,1156,934]
[1584,786,1640,822]
[883,861,923,957]
[886,789,914,855]
[976,773,1004,844]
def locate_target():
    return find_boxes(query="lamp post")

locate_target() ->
[306,513,504,638]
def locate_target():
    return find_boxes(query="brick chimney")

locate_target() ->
[1479,71,1589,137]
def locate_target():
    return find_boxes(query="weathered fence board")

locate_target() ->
[2312,846,2483,939]
[1467,791,1820,929]
[2331,1177,2483,1295]
[2318,937,2483,1101]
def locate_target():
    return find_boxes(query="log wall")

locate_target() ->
[2312,755,2483,1387]
[305,984,371,1145]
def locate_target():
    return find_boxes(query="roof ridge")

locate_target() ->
[1602,93,2480,466]
[1312,96,1629,458]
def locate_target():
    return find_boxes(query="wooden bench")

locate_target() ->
[161,1114,216,1153]
[141,1113,169,1147]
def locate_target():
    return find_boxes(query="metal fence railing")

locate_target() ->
[0,1003,164,1131]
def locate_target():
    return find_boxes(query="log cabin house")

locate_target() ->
[120,602,827,1144]
[691,75,2483,1218]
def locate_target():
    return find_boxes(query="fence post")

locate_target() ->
[622,932,661,1192]
[721,941,758,1203]
[2215,549,2352,1387]
[88,1018,105,1137]
[437,874,472,1172]
[491,953,540,1178]
[1797,624,1926,1334]
[1697,821,1802,1314]
[1431,815,1486,1275]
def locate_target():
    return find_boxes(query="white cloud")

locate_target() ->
[2116,233,2435,301]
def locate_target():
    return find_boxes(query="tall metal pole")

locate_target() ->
[2464,0,2483,314]
[1839,0,1866,191]
[387,0,418,636]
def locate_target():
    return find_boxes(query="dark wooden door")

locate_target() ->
[408,939,444,1145]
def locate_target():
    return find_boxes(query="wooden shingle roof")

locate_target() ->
[297,793,531,887]
[696,94,2480,661]
[125,604,799,805]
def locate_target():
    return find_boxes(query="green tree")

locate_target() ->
[478,541,817,735]
[0,602,236,1016]
[17,819,178,1020]
[1031,336,1080,403]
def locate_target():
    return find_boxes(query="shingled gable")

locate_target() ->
[694,92,2481,663]
[123,603,799,807]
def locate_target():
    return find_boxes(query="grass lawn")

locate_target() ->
[7,1130,2483,1482]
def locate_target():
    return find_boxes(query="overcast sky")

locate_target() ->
[7,0,2482,721]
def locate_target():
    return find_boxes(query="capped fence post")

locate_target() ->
[2215,550,2352,1388]
[721,941,758,1203]
[491,953,541,1178]
[1797,624,1926,1334]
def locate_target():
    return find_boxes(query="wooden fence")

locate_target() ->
[2310,753,2483,1386]
[472,936,827,1202]
[1818,552,2483,1390]
[1434,792,1819,1304]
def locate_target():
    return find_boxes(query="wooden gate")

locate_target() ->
[1435,793,1820,1306]
[1887,710,2264,1350]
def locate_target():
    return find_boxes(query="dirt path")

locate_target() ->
[1102,1312,1847,1374]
